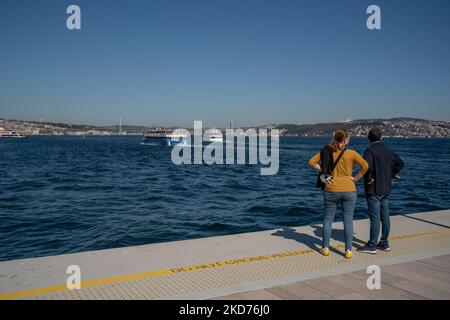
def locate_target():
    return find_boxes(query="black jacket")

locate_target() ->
[363,141,404,196]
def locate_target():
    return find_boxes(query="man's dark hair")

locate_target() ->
[368,127,382,143]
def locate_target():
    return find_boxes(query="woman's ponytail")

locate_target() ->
[328,128,349,152]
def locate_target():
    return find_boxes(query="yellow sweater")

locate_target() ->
[309,149,369,192]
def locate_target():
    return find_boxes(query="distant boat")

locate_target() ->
[165,132,188,146]
[142,128,188,146]
[142,128,169,145]
[204,128,223,143]
[0,129,26,138]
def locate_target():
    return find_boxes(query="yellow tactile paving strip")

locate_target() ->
[1,229,450,300]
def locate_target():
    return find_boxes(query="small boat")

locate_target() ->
[142,128,188,146]
[142,128,170,145]
[205,128,223,142]
[0,129,26,138]
[165,132,188,146]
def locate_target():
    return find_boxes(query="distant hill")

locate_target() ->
[275,118,450,137]
[1,116,449,137]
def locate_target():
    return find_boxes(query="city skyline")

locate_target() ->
[2,113,450,129]
[1,0,450,127]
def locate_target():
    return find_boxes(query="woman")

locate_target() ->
[309,129,368,259]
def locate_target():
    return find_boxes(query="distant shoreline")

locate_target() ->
[1,117,449,138]
[3,134,449,139]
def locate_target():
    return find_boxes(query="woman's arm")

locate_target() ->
[309,152,321,171]
[347,151,369,182]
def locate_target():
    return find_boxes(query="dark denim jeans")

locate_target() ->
[323,192,357,252]
[366,194,390,248]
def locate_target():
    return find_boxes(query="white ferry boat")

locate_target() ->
[165,132,188,146]
[142,128,188,146]
[142,128,169,145]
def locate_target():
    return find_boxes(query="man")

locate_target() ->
[357,128,404,254]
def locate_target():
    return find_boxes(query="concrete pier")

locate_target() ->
[0,210,449,300]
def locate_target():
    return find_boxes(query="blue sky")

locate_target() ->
[1,0,449,127]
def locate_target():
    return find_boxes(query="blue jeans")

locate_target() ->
[366,194,390,248]
[323,192,357,252]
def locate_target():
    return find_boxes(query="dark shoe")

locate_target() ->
[357,244,377,254]
[377,242,391,252]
